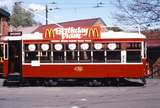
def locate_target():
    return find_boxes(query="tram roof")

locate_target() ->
[101,31,146,39]
[2,31,146,41]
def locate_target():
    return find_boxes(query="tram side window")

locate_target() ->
[4,44,8,59]
[93,43,105,62]
[79,43,91,63]
[40,44,51,63]
[24,44,38,63]
[66,43,78,63]
[53,43,64,63]
[106,43,121,63]
[0,44,3,62]
[107,51,121,63]
[127,43,141,63]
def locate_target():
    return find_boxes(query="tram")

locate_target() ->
[1,26,149,86]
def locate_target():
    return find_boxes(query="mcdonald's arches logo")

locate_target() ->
[87,27,101,38]
[43,29,55,39]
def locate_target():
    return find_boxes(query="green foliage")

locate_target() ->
[10,2,37,27]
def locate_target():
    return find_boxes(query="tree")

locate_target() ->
[113,0,160,28]
[10,2,37,27]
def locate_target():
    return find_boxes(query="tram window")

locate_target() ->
[53,43,64,63]
[66,43,78,63]
[93,51,105,62]
[24,44,38,63]
[107,51,121,63]
[127,51,141,63]
[0,44,3,58]
[79,43,91,63]
[25,52,38,63]
[93,43,105,62]
[80,51,91,62]
[40,44,51,63]
[127,43,141,49]
[4,44,8,59]
[53,51,64,63]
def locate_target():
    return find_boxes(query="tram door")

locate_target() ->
[8,41,22,75]
[0,44,4,77]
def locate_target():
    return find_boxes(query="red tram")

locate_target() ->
[0,26,149,86]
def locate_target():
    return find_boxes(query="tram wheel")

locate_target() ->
[141,77,146,85]
[3,80,8,86]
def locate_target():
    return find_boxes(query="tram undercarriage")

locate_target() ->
[3,76,146,87]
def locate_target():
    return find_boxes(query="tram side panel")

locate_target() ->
[22,63,147,78]
[20,40,148,79]
[23,40,148,79]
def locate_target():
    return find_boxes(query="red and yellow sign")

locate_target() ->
[43,26,101,40]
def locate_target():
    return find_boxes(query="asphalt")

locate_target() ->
[0,79,160,108]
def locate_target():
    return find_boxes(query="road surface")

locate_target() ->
[0,79,160,108]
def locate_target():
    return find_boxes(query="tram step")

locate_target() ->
[7,73,21,81]
[3,80,20,86]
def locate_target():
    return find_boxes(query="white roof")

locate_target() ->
[101,31,146,39]
[2,31,146,41]
[2,32,43,41]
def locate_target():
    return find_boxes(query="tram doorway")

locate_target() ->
[8,41,22,75]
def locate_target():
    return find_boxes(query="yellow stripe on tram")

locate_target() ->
[0,57,4,63]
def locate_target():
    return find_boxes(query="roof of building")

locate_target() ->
[143,30,160,47]
[33,18,107,33]
[11,25,40,34]
[0,8,10,17]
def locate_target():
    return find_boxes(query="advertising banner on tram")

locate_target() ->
[43,26,101,40]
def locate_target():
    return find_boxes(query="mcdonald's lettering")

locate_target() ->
[87,27,100,38]
[43,29,55,39]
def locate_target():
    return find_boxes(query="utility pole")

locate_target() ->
[45,2,56,25]
[45,4,48,25]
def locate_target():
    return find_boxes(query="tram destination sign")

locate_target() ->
[8,31,22,36]
[43,26,101,40]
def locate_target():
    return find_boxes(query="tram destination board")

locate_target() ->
[8,31,22,36]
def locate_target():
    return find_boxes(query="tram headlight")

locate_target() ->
[28,44,36,51]
[94,43,102,50]
[80,43,89,50]
[41,44,49,51]
[54,43,63,51]
[108,43,117,51]
[68,43,76,50]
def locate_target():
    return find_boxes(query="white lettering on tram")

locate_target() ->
[54,27,88,39]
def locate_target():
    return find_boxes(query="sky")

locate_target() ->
[0,0,121,27]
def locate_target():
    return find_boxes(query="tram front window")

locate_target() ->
[127,51,141,63]
[127,42,141,63]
